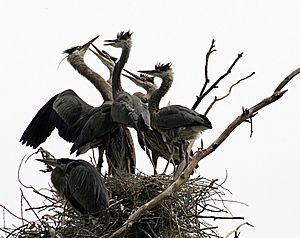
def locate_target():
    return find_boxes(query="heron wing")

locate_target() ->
[111,93,150,129]
[154,105,212,129]
[66,160,109,216]
[51,89,96,142]
[20,89,96,148]
[70,102,118,155]
[20,93,58,148]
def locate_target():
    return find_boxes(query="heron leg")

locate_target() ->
[163,142,175,174]
[143,131,158,174]
[183,141,190,165]
[173,141,189,179]
[146,147,158,175]
[97,147,104,174]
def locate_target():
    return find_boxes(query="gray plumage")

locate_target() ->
[139,63,212,144]
[65,36,136,175]
[105,31,150,130]
[37,158,109,220]
[20,89,96,148]
[70,101,119,156]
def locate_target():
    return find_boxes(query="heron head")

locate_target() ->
[138,63,173,79]
[122,69,156,84]
[104,31,133,48]
[140,74,155,84]
[63,35,99,56]
[89,43,117,70]
[36,158,71,170]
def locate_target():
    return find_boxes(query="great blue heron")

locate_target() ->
[104,31,150,130]
[89,44,184,174]
[122,69,158,103]
[139,63,212,169]
[21,36,136,175]
[37,157,109,221]
[65,37,136,175]
[20,37,104,149]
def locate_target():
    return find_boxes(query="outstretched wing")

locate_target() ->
[20,93,58,148]
[51,89,95,142]
[20,89,96,149]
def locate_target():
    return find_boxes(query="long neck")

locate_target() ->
[107,67,114,85]
[149,72,173,120]
[68,54,113,101]
[112,42,132,99]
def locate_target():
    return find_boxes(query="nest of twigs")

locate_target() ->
[2,170,238,238]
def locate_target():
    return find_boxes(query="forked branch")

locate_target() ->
[192,39,244,110]
[109,67,300,238]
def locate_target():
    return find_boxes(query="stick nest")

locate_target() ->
[2,171,234,238]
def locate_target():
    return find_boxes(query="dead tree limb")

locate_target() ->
[199,39,216,98]
[204,72,255,115]
[109,67,300,238]
[192,40,244,111]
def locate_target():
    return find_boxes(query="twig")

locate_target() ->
[192,50,244,110]
[20,189,43,225]
[199,39,216,98]
[195,215,244,220]
[108,67,300,238]
[204,72,255,115]
[0,205,29,224]
[225,222,254,238]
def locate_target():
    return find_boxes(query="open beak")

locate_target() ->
[90,44,118,62]
[90,43,108,59]
[104,39,117,46]
[138,70,158,76]
[122,69,140,79]
[63,35,99,55]
[36,158,64,169]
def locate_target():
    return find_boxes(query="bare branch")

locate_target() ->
[204,72,255,115]
[109,67,300,238]
[0,205,29,224]
[225,222,254,238]
[192,50,244,110]
[274,67,300,92]
[199,39,216,97]
[20,189,43,225]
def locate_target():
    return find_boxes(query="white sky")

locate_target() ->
[1,1,300,237]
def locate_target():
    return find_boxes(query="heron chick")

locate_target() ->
[139,63,212,173]
[37,158,110,221]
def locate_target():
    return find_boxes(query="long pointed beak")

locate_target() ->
[123,69,140,79]
[81,35,99,51]
[89,48,107,62]
[36,158,63,168]
[91,43,108,59]
[138,70,158,76]
[104,39,117,46]
[122,73,136,81]
[63,35,99,55]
